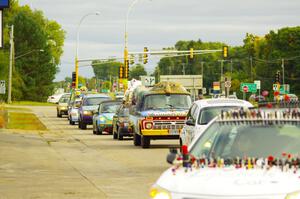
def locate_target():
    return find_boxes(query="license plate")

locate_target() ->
[169,129,180,135]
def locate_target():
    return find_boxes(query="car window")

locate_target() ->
[198,106,239,125]
[84,97,110,106]
[100,102,121,113]
[190,122,300,159]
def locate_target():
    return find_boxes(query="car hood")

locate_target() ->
[140,109,188,117]
[157,167,300,197]
[82,106,98,111]
[58,102,68,106]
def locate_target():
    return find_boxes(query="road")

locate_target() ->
[0,106,179,199]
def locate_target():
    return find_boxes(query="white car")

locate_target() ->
[47,93,65,103]
[180,98,253,146]
[150,108,300,199]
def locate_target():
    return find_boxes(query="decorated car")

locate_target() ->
[68,98,82,125]
[78,94,112,129]
[92,100,122,135]
[128,81,192,148]
[150,108,300,199]
[112,104,133,140]
[180,98,253,146]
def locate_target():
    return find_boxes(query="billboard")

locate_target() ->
[0,0,9,8]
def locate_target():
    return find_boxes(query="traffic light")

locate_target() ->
[143,47,148,64]
[223,46,228,58]
[190,48,194,59]
[72,72,76,88]
[124,60,129,79]
[119,64,124,79]
[130,54,135,65]
[275,71,280,83]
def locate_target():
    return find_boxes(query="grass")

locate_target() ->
[6,112,47,130]
[11,101,56,106]
[4,107,32,112]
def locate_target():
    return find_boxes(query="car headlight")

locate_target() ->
[149,185,171,199]
[83,110,92,116]
[145,122,153,129]
[285,191,300,199]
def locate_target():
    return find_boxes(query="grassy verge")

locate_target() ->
[6,112,47,130]
[0,106,5,128]
[11,101,56,106]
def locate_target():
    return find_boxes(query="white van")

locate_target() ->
[180,98,253,146]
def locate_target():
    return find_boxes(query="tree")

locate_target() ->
[0,1,65,101]
[92,59,121,81]
[129,64,147,80]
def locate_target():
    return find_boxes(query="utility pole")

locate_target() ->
[8,25,14,104]
[282,58,285,86]
[250,56,253,81]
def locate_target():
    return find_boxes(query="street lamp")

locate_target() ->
[15,49,44,59]
[75,11,100,89]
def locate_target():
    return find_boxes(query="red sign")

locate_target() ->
[243,86,248,92]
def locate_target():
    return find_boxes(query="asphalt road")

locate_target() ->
[0,106,179,199]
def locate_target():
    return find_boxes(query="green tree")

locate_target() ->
[92,59,121,80]
[129,64,147,80]
[0,1,65,101]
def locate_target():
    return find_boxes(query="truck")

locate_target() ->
[128,81,192,148]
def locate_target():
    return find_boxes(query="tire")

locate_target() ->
[58,112,62,118]
[117,128,123,140]
[133,133,141,146]
[141,136,150,148]
[96,125,102,135]
[81,121,87,130]
[113,132,117,139]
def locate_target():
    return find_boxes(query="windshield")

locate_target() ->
[190,122,300,159]
[100,102,121,113]
[198,106,239,125]
[84,97,110,106]
[59,96,70,103]
[143,94,191,110]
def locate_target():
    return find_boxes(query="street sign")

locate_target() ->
[0,0,9,8]
[254,80,261,90]
[213,81,220,94]
[240,83,257,93]
[273,83,280,91]
[280,84,290,94]
[225,81,231,88]
[0,80,5,94]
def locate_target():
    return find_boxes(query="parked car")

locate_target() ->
[180,98,253,146]
[112,104,133,140]
[47,93,65,103]
[92,100,122,135]
[56,93,71,117]
[151,108,300,199]
[78,94,112,129]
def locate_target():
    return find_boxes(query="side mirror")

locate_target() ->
[185,119,195,126]
[166,148,178,164]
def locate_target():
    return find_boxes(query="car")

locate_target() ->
[150,108,300,199]
[92,100,122,135]
[68,98,82,125]
[180,98,253,146]
[78,94,112,129]
[56,93,71,117]
[249,94,266,102]
[112,104,133,140]
[278,94,298,102]
[47,92,65,103]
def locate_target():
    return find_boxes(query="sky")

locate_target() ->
[18,0,300,81]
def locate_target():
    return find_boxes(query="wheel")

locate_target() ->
[133,133,141,146]
[96,125,102,135]
[117,128,123,140]
[141,136,150,148]
[57,111,61,118]
[113,127,118,139]
[81,121,87,130]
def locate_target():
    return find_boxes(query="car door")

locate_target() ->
[181,103,198,145]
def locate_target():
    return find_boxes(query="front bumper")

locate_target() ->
[141,129,181,136]
[99,124,113,133]
[82,115,93,124]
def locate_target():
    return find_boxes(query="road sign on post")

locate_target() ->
[0,80,5,94]
[240,83,257,93]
